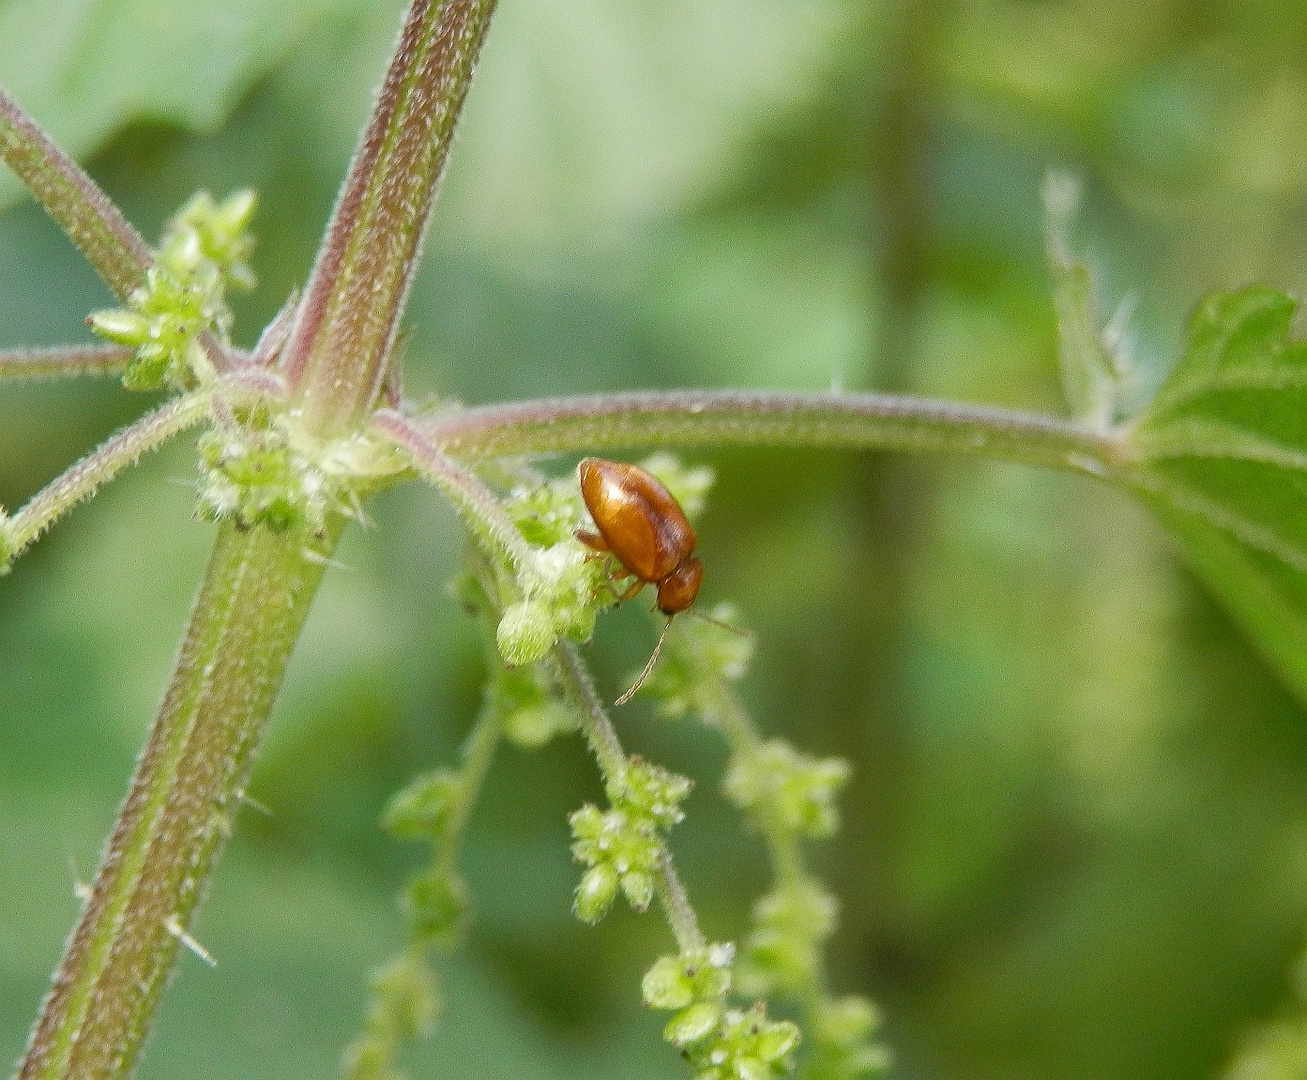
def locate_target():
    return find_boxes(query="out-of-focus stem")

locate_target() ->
[0,344,133,380]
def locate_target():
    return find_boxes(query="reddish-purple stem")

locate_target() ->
[279,0,496,435]
[0,86,151,300]
[410,390,1123,475]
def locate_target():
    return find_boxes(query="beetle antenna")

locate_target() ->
[684,608,753,640]
[616,618,674,706]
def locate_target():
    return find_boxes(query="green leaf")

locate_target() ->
[1128,286,1307,704]
[0,0,360,209]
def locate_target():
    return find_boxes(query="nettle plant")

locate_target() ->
[5,2,1307,1079]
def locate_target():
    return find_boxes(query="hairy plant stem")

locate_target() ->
[373,408,533,585]
[0,344,133,379]
[552,642,707,955]
[0,87,151,300]
[18,520,342,1080]
[416,390,1126,476]
[281,0,497,435]
[6,392,210,560]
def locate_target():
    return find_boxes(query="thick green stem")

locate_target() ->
[17,520,341,1080]
[416,390,1125,476]
[0,86,151,301]
[281,0,497,435]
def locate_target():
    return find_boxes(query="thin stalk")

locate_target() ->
[0,344,132,379]
[0,86,151,300]
[280,0,497,435]
[552,641,706,954]
[18,519,343,1080]
[712,693,808,888]
[372,408,534,581]
[434,693,502,877]
[712,689,829,1016]
[416,390,1126,476]
[6,392,210,560]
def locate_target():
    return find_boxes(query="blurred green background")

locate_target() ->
[6,2,1307,1078]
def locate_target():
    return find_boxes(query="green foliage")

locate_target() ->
[15,3,1307,1080]
[1128,286,1307,706]
[0,0,362,209]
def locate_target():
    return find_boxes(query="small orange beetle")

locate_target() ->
[576,458,704,704]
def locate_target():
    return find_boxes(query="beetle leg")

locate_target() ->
[575,528,609,553]
[616,578,644,604]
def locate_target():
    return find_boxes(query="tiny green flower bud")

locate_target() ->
[89,308,150,345]
[382,769,463,839]
[735,1056,771,1080]
[216,188,257,236]
[341,1035,389,1080]
[574,864,619,924]
[503,701,577,748]
[368,953,440,1040]
[611,759,692,828]
[643,955,696,1010]
[405,870,469,945]
[754,1022,800,1062]
[620,869,654,912]
[568,803,606,848]
[665,1001,723,1046]
[814,996,880,1046]
[496,600,556,666]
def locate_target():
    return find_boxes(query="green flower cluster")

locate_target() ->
[494,542,610,666]
[639,603,754,716]
[493,472,611,666]
[640,613,889,1078]
[723,740,849,838]
[89,190,256,391]
[644,949,800,1080]
[569,758,692,921]
[804,998,891,1080]
[342,950,440,1080]
[382,771,470,947]
[736,881,836,998]
[197,417,401,533]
